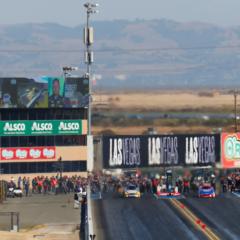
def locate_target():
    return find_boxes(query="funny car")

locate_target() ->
[198,184,215,198]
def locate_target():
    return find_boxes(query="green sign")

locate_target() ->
[0,120,82,136]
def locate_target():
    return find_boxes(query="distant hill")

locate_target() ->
[0,19,240,90]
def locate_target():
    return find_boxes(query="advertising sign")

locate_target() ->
[221,133,240,168]
[0,120,82,136]
[102,134,220,169]
[0,77,89,109]
[1,147,55,160]
[184,135,219,166]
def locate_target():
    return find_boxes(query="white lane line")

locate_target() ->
[232,192,240,198]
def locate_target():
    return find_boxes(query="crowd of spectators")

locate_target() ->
[220,172,240,192]
[6,169,239,198]
[7,175,88,197]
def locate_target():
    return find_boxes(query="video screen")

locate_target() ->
[0,77,89,109]
[0,78,18,108]
[47,77,65,108]
[18,77,48,108]
[65,77,89,108]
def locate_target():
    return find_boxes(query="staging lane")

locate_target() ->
[92,193,207,240]
[180,193,240,240]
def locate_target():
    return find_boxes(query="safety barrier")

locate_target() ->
[80,186,96,240]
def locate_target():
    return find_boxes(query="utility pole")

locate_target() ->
[234,90,238,132]
[83,2,98,136]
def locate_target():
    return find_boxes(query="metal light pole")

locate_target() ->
[84,2,98,136]
[234,90,238,132]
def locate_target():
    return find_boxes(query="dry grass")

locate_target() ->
[92,124,234,135]
[92,90,236,135]
[93,90,234,111]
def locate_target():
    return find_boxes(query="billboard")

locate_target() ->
[0,120,83,136]
[0,77,89,108]
[1,147,56,161]
[221,133,240,168]
[102,134,220,169]
[0,146,87,161]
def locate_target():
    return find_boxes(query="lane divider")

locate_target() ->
[170,199,220,240]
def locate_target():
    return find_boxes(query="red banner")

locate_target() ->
[221,133,240,168]
[0,147,56,160]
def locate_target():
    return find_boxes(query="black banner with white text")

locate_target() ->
[102,134,220,169]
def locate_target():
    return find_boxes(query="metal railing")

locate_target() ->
[0,212,20,232]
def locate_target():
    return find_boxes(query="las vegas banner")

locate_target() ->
[102,134,220,169]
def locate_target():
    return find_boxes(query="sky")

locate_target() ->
[0,0,240,27]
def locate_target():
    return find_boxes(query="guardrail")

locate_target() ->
[86,185,96,240]
[0,212,20,232]
[80,186,96,240]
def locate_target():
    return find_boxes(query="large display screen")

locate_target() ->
[0,77,89,108]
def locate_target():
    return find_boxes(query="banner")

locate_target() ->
[0,77,89,109]
[102,134,220,169]
[0,120,82,136]
[1,147,55,160]
[221,133,240,168]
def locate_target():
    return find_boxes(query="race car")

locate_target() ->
[157,186,181,197]
[123,184,141,198]
[198,183,216,198]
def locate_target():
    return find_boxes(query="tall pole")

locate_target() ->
[86,10,91,136]
[86,11,90,76]
[84,2,98,136]
[234,90,238,132]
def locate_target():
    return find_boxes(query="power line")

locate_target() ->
[1,44,240,53]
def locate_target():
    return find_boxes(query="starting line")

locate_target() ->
[153,194,185,199]
[90,191,102,200]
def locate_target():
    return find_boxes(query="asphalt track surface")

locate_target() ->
[92,193,207,240]
[181,192,240,240]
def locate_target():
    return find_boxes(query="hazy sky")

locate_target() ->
[1,0,240,27]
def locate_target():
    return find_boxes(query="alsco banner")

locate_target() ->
[102,134,220,169]
[0,120,82,136]
[1,147,55,160]
[221,133,240,168]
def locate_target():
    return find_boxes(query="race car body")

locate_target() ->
[157,191,181,197]
[124,184,141,198]
[198,184,215,198]
[157,186,181,197]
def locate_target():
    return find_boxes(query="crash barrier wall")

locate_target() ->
[0,212,19,232]
[80,186,95,240]
[102,134,220,169]
[80,192,87,238]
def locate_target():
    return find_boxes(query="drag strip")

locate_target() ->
[92,193,207,240]
[180,193,240,240]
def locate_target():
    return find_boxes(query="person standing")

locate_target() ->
[25,178,30,197]
[48,78,65,108]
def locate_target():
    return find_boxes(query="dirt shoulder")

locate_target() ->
[0,194,81,240]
